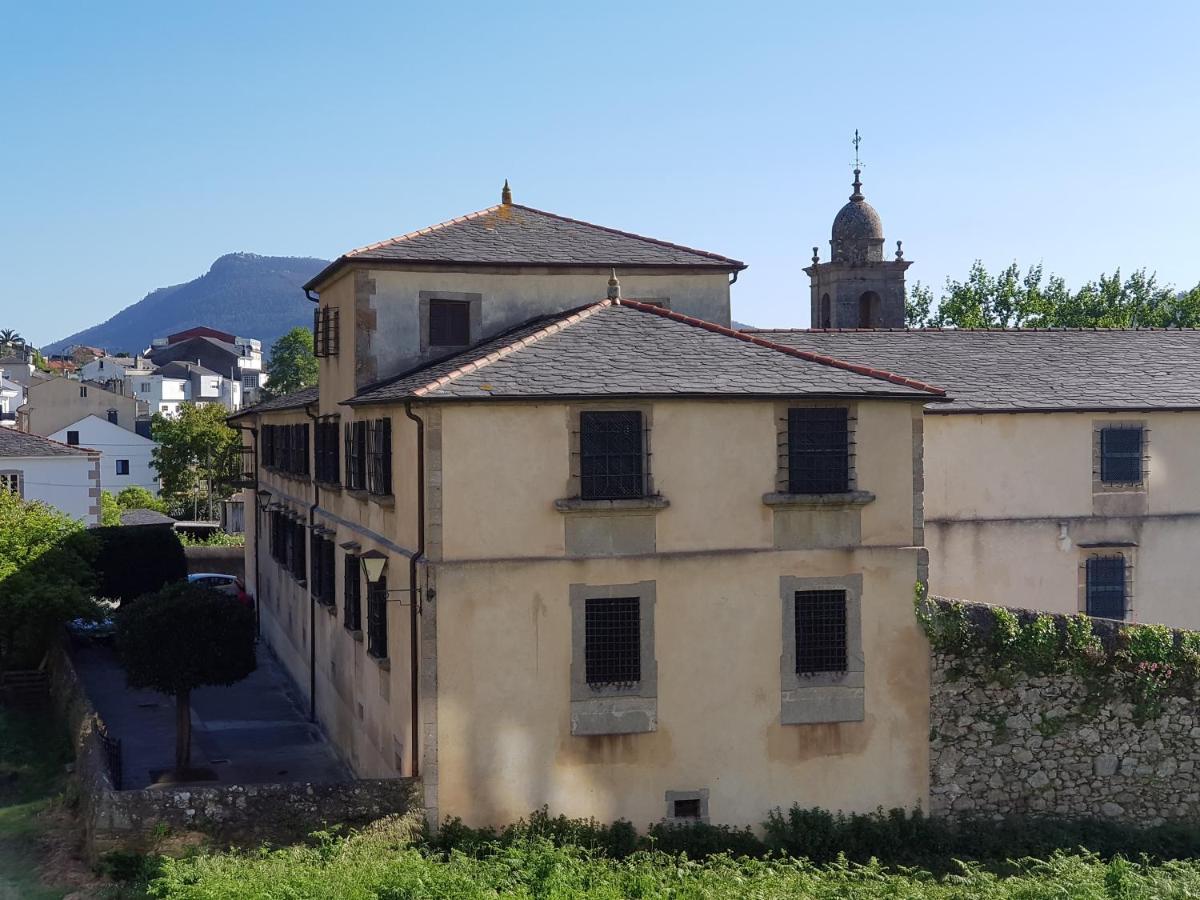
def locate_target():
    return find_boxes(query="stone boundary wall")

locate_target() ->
[184,544,245,577]
[929,604,1200,825]
[47,641,418,860]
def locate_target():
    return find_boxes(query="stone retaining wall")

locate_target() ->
[184,544,245,577]
[930,643,1200,825]
[48,641,417,860]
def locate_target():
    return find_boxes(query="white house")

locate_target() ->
[48,415,159,495]
[79,355,144,386]
[0,428,100,524]
[0,374,22,427]
[126,361,242,417]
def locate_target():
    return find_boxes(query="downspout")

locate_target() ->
[403,399,425,778]
[228,419,261,638]
[304,401,320,722]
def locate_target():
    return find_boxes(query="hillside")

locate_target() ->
[45,253,328,356]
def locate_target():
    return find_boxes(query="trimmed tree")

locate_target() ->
[115,581,255,775]
[91,524,187,602]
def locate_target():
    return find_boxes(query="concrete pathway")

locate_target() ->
[71,642,349,789]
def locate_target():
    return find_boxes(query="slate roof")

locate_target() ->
[305,203,745,290]
[0,428,96,457]
[347,301,944,406]
[119,508,177,527]
[228,385,319,420]
[749,329,1200,413]
[156,361,221,379]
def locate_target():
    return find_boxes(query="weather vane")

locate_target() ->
[852,129,863,170]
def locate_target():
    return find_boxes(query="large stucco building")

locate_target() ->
[234,188,942,828]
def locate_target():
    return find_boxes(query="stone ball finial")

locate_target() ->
[607,268,621,300]
[501,179,513,205]
[896,240,904,260]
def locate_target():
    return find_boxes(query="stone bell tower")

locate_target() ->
[804,137,911,328]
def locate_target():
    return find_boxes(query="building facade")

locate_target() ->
[0,428,101,524]
[235,189,940,828]
[19,376,146,437]
[48,414,159,495]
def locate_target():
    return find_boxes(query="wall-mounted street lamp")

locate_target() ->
[359,549,388,584]
[255,489,272,512]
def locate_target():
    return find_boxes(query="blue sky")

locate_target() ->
[2,1,1197,343]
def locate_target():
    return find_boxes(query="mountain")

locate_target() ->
[44,253,329,356]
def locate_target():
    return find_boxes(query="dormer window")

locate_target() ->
[428,299,470,347]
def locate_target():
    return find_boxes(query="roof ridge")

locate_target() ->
[749,326,1200,334]
[411,301,614,397]
[508,204,746,268]
[345,205,504,258]
[618,301,946,395]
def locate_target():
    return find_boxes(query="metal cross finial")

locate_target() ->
[852,130,862,169]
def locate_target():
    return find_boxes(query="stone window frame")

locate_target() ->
[1077,548,1135,620]
[0,469,23,498]
[557,402,664,511]
[764,401,874,509]
[569,581,657,736]
[1092,420,1149,493]
[418,291,483,354]
[779,573,864,725]
[664,788,709,824]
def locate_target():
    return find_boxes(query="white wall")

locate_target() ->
[47,415,158,495]
[0,454,97,524]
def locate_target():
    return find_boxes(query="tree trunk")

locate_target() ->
[175,688,192,771]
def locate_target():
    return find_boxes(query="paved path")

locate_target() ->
[72,642,350,789]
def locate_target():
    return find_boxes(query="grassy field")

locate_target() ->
[0,706,74,899]
[140,817,1200,900]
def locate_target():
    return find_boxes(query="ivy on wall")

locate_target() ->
[915,587,1200,722]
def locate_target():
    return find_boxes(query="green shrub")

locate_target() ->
[90,524,186,602]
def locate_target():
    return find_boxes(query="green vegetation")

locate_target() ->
[0,707,73,899]
[91,524,187,602]
[141,810,1200,899]
[115,486,170,515]
[175,530,245,547]
[263,325,318,399]
[0,489,97,668]
[916,588,1200,721]
[115,581,255,772]
[906,261,1200,328]
[151,403,241,520]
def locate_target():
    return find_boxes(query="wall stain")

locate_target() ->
[556,729,675,767]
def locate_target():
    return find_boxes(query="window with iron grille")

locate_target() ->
[313,306,340,358]
[367,418,392,496]
[428,299,470,347]
[314,418,340,484]
[1086,555,1126,619]
[584,597,641,687]
[579,411,645,500]
[288,520,307,582]
[310,534,336,605]
[1100,427,1143,484]
[345,421,367,490]
[261,425,276,469]
[787,408,849,494]
[794,590,848,675]
[367,576,388,659]
[344,552,362,631]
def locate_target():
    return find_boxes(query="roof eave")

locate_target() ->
[343,389,938,408]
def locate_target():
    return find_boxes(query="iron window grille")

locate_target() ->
[310,534,336,605]
[367,418,392,496]
[1100,427,1143,484]
[367,576,388,659]
[314,418,341,484]
[313,306,340,358]
[345,421,368,490]
[579,411,646,500]
[344,553,362,631]
[794,590,848,675]
[584,596,641,687]
[787,408,849,494]
[1086,555,1126,619]
[428,299,470,347]
[288,519,307,583]
[260,424,310,477]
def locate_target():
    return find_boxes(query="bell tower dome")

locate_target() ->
[805,134,911,328]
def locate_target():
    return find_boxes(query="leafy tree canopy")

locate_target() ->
[151,404,241,515]
[0,491,97,666]
[100,491,121,526]
[264,326,318,399]
[906,262,1200,329]
[115,486,169,514]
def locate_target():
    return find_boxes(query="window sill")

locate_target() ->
[368,653,390,671]
[316,481,342,492]
[368,493,395,508]
[762,490,875,510]
[555,496,669,514]
[345,627,364,642]
[345,488,370,501]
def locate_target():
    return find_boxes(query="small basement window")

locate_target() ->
[672,798,701,819]
[428,299,470,347]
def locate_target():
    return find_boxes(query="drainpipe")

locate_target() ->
[304,401,320,722]
[403,400,425,778]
